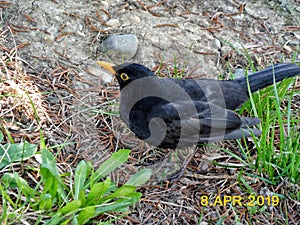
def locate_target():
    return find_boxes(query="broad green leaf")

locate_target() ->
[59,199,82,214]
[77,206,95,225]
[95,149,130,177]
[1,172,35,197]
[40,149,67,200]
[0,142,37,169]
[39,194,53,210]
[126,168,152,186]
[103,185,136,202]
[40,168,58,198]
[95,193,141,215]
[1,173,21,188]
[41,149,61,180]
[44,213,64,225]
[74,161,88,200]
[88,150,130,186]
[86,177,111,205]
[60,218,73,225]
[78,189,86,206]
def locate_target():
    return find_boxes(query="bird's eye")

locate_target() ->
[120,73,129,81]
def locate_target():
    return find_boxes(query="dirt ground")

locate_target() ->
[1,0,300,224]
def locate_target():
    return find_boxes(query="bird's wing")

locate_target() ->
[149,100,260,144]
[159,100,243,129]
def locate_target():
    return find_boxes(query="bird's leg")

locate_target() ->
[167,146,200,181]
[149,147,197,183]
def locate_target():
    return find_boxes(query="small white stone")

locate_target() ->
[131,15,141,24]
[283,45,293,53]
[212,39,221,49]
[101,1,109,8]
[234,68,246,79]
[44,35,54,43]
[76,30,85,37]
[106,19,120,28]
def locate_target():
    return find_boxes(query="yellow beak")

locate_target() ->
[96,61,117,75]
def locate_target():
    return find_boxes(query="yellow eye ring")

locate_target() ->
[120,73,129,81]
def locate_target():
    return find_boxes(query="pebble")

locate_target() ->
[76,30,85,37]
[283,45,293,54]
[99,34,139,60]
[101,1,109,8]
[106,19,120,28]
[131,15,141,24]
[212,39,221,50]
[234,68,246,79]
[44,35,54,43]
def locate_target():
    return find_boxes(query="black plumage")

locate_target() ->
[97,62,300,149]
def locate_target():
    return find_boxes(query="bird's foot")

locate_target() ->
[149,147,199,183]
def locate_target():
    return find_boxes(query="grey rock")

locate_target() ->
[100,34,139,60]
[234,68,245,79]
[212,39,221,50]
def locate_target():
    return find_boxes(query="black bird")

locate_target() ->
[97,61,300,149]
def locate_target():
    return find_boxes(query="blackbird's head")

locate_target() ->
[97,61,155,89]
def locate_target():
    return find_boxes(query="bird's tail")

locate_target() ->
[236,63,300,93]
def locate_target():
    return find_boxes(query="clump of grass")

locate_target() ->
[0,134,151,224]
[240,75,299,184]
[220,41,300,185]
